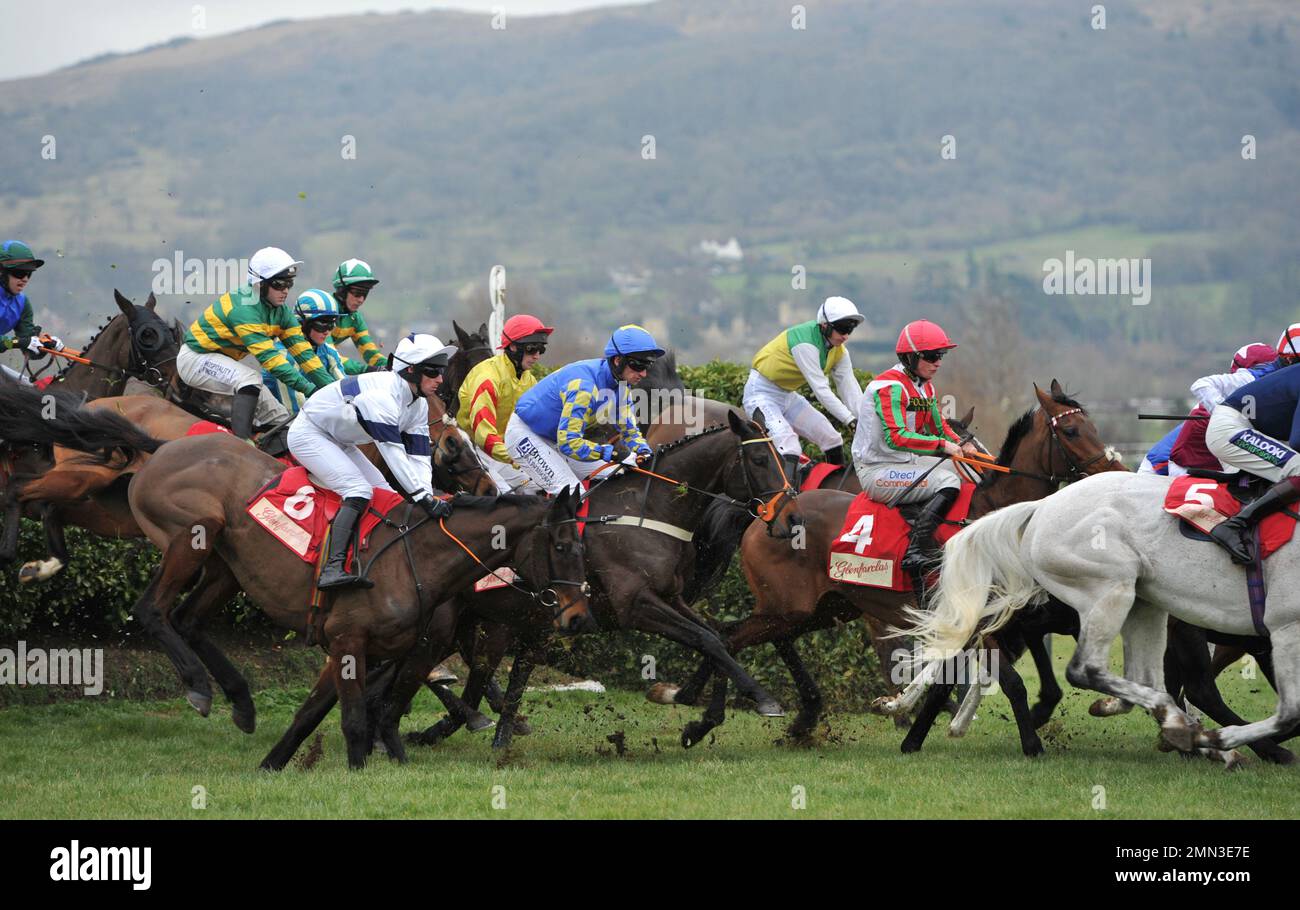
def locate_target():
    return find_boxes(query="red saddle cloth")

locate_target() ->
[245,466,406,565]
[801,461,846,491]
[1163,475,1296,559]
[828,484,975,592]
[185,420,231,437]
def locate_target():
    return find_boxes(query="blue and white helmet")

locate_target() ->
[294,289,342,322]
[604,324,665,360]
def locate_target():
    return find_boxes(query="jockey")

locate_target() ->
[179,247,334,439]
[262,289,368,418]
[1169,341,1279,475]
[1205,360,1300,564]
[852,319,979,572]
[0,241,64,382]
[508,324,660,495]
[457,313,554,493]
[744,297,864,476]
[1138,425,1181,476]
[287,332,457,589]
[330,259,387,370]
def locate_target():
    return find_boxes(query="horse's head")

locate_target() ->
[724,408,797,531]
[113,290,181,387]
[529,486,593,634]
[427,396,496,495]
[440,320,493,414]
[1030,379,1124,481]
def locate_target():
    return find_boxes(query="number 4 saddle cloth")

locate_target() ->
[1163,474,1296,558]
[828,484,975,592]
[245,466,406,565]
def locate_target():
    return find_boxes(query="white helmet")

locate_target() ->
[247,247,303,284]
[818,296,864,327]
[393,333,457,376]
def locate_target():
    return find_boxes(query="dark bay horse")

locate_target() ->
[441,320,493,417]
[388,409,799,751]
[653,382,1123,747]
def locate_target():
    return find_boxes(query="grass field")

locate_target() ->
[1,636,1294,820]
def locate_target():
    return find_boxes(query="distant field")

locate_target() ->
[1,637,1291,820]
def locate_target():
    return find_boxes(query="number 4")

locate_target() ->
[839,514,875,554]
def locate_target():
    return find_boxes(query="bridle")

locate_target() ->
[1039,407,1119,485]
[34,312,178,391]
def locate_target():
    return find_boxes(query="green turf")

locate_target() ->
[0,636,1292,819]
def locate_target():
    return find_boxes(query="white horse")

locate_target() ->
[905,470,1300,755]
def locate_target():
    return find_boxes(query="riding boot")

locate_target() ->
[1209,477,1300,565]
[317,497,375,590]
[900,486,961,574]
[823,445,845,466]
[230,386,260,440]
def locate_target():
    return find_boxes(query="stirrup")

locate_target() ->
[317,566,374,590]
[1209,521,1254,566]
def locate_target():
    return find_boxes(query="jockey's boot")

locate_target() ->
[899,486,961,574]
[317,496,375,590]
[1209,476,1300,565]
[823,445,845,466]
[230,386,260,440]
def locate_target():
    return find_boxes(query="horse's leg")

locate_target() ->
[1026,630,1063,728]
[862,615,911,730]
[17,502,67,583]
[774,637,824,740]
[330,634,370,769]
[131,525,223,714]
[410,619,505,745]
[648,656,714,707]
[1066,596,1197,750]
[492,644,538,751]
[0,492,20,565]
[680,673,729,749]
[900,668,955,754]
[169,556,256,733]
[989,640,1043,757]
[260,661,338,771]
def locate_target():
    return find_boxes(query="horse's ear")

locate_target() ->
[1033,383,1054,410]
[1049,378,1064,399]
[749,408,767,430]
[113,290,134,316]
[452,320,471,348]
[727,408,745,436]
[144,293,157,312]
[960,406,975,427]
[477,322,488,340]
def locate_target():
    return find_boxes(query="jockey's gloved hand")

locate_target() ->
[21,336,47,358]
[418,496,453,521]
[596,443,616,462]
[41,334,65,352]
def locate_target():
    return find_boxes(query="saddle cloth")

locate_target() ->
[828,484,975,591]
[801,461,846,491]
[185,420,231,437]
[245,466,405,565]
[1163,474,1296,559]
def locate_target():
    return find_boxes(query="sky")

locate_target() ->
[3,0,653,82]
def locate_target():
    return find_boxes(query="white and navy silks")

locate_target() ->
[1206,364,1300,483]
[287,372,437,504]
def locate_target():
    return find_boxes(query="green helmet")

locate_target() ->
[0,240,45,270]
[333,258,378,292]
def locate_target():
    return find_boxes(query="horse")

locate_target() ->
[650,382,1123,747]
[906,459,1300,759]
[5,386,594,769]
[0,292,185,573]
[441,320,493,417]
[383,409,799,751]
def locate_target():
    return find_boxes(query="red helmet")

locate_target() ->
[500,314,554,349]
[896,320,957,355]
[1231,342,1276,373]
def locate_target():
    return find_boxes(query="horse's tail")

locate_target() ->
[902,500,1046,657]
[0,376,164,465]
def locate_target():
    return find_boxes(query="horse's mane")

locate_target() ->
[452,493,546,510]
[652,422,731,455]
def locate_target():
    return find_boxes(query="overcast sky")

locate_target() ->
[4,0,652,82]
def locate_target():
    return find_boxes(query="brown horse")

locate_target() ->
[441,320,493,417]
[651,381,1124,747]
[4,383,593,769]
[392,410,799,752]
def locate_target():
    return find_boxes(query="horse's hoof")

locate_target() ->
[186,691,212,717]
[426,662,458,686]
[646,682,680,705]
[510,716,532,737]
[231,707,256,734]
[18,557,63,583]
[465,713,496,733]
[1221,750,1245,772]
[680,727,702,749]
[754,699,785,718]
[1023,739,1045,758]
[870,695,900,716]
[1159,722,1195,754]
[1089,696,1127,717]
[900,739,921,754]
